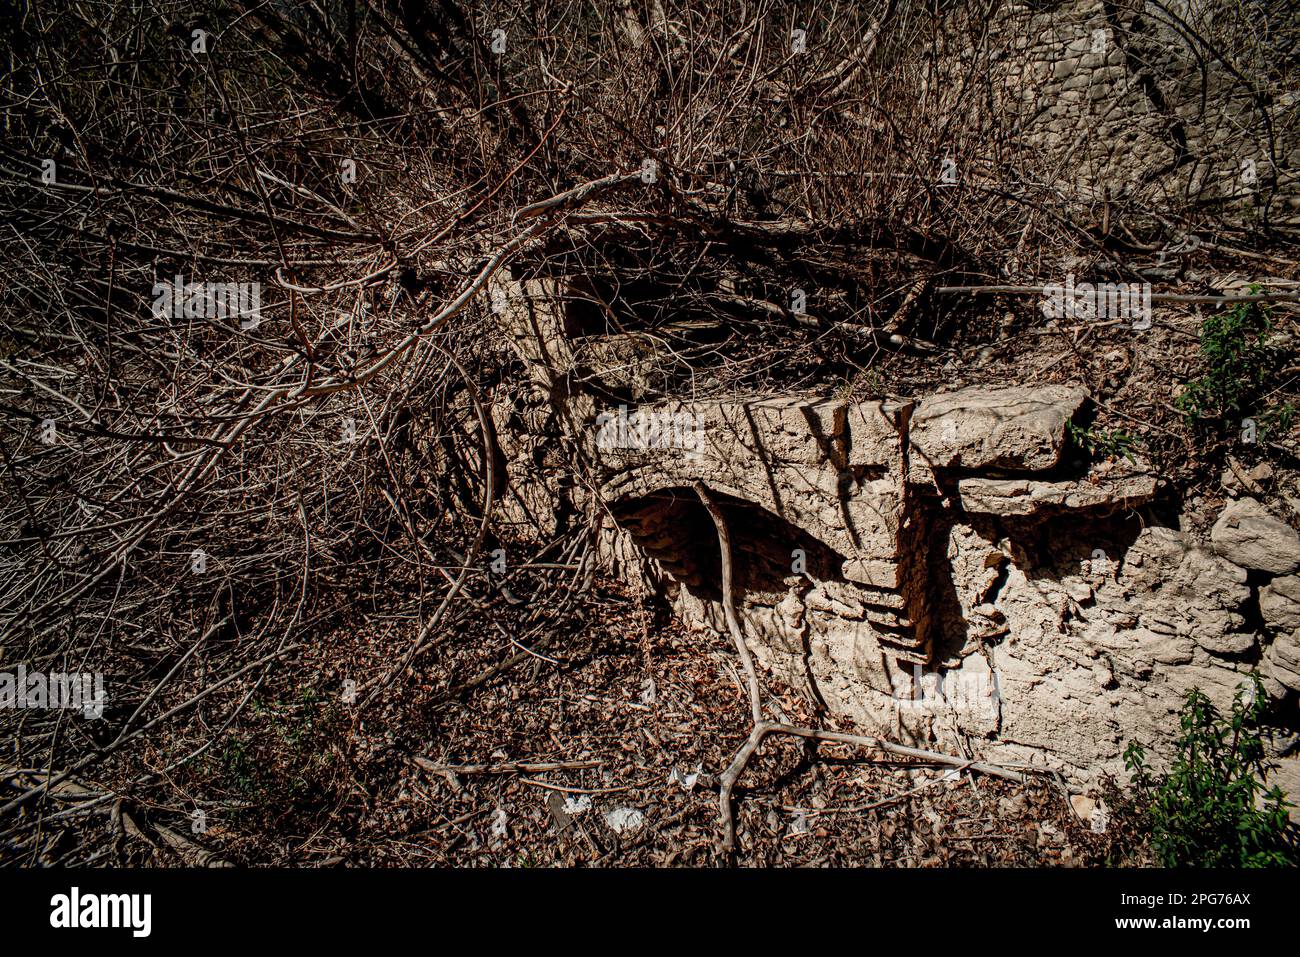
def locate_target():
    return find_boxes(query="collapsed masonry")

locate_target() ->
[595,389,1297,776]
[488,278,1300,791]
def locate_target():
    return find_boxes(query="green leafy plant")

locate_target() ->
[1067,421,1138,463]
[1124,675,1298,867]
[1176,291,1288,436]
[1255,401,1297,439]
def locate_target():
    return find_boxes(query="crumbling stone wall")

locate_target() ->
[479,2,1300,792]
[592,389,1297,788]
[485,280,1295,777]
[982,0,1296,213]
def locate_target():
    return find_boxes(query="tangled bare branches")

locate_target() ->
[0,0,1295,864]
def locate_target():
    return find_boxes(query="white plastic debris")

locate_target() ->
[602,807,644,835]
[490,807,509,839]
[668,767,700,791]
[562,794,592,816]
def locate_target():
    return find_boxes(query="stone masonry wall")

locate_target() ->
[480,2,1300,795]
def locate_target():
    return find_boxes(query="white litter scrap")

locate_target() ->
[490,807,509,839]
[562,794,592,816]
[668,767,700,791]
[602,807,645,835]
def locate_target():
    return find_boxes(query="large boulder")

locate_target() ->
[1210,499,1300,576]
[1265,630,1300,693]
[909,384,1087,473]
[955,468,1157,516]
[1260,575,1300,633]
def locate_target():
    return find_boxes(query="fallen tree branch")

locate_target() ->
[411,757,601,776]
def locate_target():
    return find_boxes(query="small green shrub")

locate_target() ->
[1255,401,1297,438]
[1176,291,1289,437]
[1067,421,1138,463]
[1124,675,1298,867]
